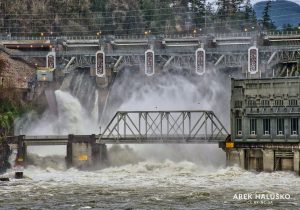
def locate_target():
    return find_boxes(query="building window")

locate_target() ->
[277,118,284,135]
[236,118,242,135]
[291,118,298,135]
[248,100,256,107]
[274,99,284,107]
[261,100,270,107]
[263,118,270,135]
[250,118,257,135]
[289,99,298,106]
[234,101,243,108]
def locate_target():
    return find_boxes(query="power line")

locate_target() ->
[0,5,187,16]
[0,11,298,32]
[2,18,298,36]
[0,3,298,24]
[0,0,299,17]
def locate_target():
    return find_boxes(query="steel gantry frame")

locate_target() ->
[97,110,229,144]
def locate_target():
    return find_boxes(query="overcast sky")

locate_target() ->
[207,0,300,6]
[250,0,300,4]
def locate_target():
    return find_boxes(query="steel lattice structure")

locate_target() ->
[97,111,229,144]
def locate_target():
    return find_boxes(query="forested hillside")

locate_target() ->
[0,0,259,36]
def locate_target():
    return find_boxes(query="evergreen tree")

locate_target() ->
[216,0,242,18]
[215,0,243,31]
[243,0,257,30]
[262,0,276,30]
[190,0,206,28]
[139,0,155,30]
[216,0,230,17]
[90,0,107,12]
[244,0,252,20]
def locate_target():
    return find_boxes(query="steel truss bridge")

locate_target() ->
[0,31,300,78]
[7,111,229,145]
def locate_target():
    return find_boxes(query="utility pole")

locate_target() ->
[204,0,207,32]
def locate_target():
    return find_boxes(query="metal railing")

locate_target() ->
[0,30,299,41]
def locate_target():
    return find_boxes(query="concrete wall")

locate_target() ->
[226,147,300,175]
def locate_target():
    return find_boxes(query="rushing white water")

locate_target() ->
[1,161,300,209]
[16,90,99,135]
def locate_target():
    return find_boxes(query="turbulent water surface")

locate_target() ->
[1,159,300,210]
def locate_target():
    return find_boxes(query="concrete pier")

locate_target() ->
[66,134,107,169]
[294,150,300,175]
[262,149,274,172]
[226,149,244,167]
[245,149,263,171]
[16,135,27,167]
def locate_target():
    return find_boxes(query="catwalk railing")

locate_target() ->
[0,30,299,41]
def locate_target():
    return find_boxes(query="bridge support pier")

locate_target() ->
[66,134,107,169]
[16,135,27,167]
[225,148,244,167]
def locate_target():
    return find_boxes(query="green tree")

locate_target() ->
[282,23,294,32]
[242,0,257,31]
[190,0,206,28]
[0,100,18,137]
[262,0,276,30]
[90,0,107,12]
[215,0,243,31]
[139,0,155,30]
[244,0,255,20]
[105,0,144,35]
[216,0,242,18]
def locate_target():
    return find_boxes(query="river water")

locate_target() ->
[1,154,300,210]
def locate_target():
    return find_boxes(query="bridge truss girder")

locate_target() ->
[60,54,96,73]
[108,54,196,73]
[262,49,300,76]
[273,50,300,64]
[208,53,248,68]
[97,111,229,144]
